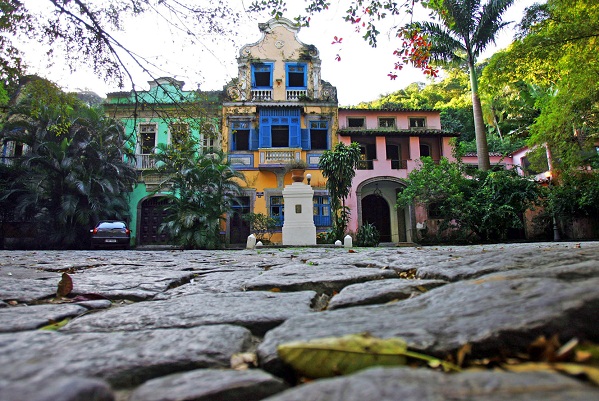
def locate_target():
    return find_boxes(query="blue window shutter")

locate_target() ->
[251,65,256,87]
[301,65,307,87]
[259,118,271,148]
[289,118,301,148]
[301,128,310,150]
[250,128,259,150]
[230,129,236,151]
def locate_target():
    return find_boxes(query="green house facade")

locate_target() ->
[104,77,223,246]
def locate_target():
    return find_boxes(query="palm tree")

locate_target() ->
[1,78,137,248]
[416,0,515,171]
[153,139,244,249]
[318,142,362,240]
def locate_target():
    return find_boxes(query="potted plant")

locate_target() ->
[286,159,308,182]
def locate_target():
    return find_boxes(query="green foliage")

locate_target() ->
[318,142,361,239]
[485,0,599,172]
[0,78,136,248]
[362,69,471,110]
[397,157,544,242]
[285,159,308,171]
[0,0,32,86]
[480,58,544,141]
[316,230,338,244]
[242,212,277,243]
[456,132,526,157]
[411,0,515,171]
[0,81,8,106]
[355,222,380,247]
[153,140,244,249]
[546,172,599,221]
[523,147,550,176]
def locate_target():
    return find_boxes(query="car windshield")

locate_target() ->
[98,222,126,229]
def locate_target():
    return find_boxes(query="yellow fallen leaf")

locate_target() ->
[502,362,599,386]
[39,318,70,331]
[554,363,599,386]
[277,333,459,379]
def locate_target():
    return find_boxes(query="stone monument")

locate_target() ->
[282,179,316,246]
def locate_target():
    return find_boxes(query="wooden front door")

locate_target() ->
[139,197,170,245]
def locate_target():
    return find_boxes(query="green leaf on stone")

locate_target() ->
[39,318,70,331]
[277,333,460,379]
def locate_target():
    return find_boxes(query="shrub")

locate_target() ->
[242,212,277,243]
[356,222,380,247]
[397,157,544,243]
[316,230,338,244]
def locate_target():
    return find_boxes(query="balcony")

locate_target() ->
[286,90,308,101]
[0,157,15,166]
[390,159,408,169]
[358,159,374,170]
[135,154,156,170]
[251,90,272,101]
[259,148,302,166]
[139,171,171,191]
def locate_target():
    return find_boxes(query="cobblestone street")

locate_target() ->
[1,242,598,401]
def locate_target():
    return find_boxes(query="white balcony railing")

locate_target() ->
[286,90,308,101]
[0,157,15,166]
[135,154,156,170]
[259,148,301,165]
[251,90,272,101]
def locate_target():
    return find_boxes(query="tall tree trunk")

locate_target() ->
[469,63,491,171]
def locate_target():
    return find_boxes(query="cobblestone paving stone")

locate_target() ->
[1,242,598,401]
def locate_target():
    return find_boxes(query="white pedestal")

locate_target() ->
[282,182,316,246]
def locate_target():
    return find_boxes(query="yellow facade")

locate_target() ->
[221,18,338,245]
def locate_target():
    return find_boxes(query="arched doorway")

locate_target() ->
[357,177,411,243]
[361,194,392,242]
[139,197,171,245]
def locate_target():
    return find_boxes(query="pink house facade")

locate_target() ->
[338,108,459,243]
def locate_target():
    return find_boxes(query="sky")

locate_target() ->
[20,0,537,106]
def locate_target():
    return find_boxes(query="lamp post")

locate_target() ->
[545,171,561,241]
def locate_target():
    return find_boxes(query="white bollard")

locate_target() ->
[246,234,256,250]
[256,241,264,247]
[344,235,353,248]
[335,240,342,246]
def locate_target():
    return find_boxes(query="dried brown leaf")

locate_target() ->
[56,272,73,298]
[456,343,472,367]
[528,334,561,362]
